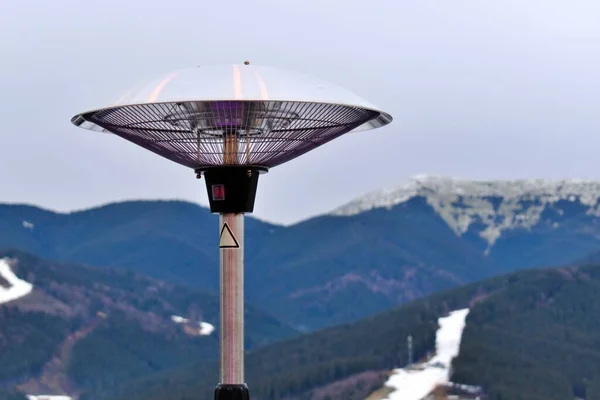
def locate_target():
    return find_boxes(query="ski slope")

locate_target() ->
[381,308,470,400]
[0,258,33,305]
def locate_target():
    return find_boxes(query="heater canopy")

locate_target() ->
[71,64,392,170]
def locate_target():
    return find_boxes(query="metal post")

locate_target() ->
[220,213,244,383]
[408,335,413,366]
[215,213,250,399]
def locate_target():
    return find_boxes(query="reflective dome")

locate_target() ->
[72,64,392,169]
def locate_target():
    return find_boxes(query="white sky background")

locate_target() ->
[1,0,600,225]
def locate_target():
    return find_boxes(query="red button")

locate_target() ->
[212,184,225,201]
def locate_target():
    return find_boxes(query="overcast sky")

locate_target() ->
[1,0,600,224]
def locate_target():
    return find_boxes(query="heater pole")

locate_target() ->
[215,213,249,399]
[219,213,245,383]
[215,132,250,399]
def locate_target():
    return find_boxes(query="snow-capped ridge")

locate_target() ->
[332,176,600,247]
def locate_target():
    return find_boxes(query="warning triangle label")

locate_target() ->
[219,223,240,248]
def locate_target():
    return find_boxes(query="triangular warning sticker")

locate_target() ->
[219,223,240,248]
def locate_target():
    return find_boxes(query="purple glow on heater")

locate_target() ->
[209,101,247,129]
[79,101,381,169]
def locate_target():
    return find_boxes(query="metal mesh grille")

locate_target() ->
[83,101,380,169]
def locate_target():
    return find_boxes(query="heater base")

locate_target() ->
[214,384,250,400]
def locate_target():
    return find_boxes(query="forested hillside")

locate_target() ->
[452,264,600,400]
[6,177,600,332]
[0,199,491,331]
[87,267,500,400]
[93,264,600,400]
[0,250,296,396]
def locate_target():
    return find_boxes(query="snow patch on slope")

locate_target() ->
[23,220,35,229]
[0,258,33,305]
[332,176,600,246]
[27,395,71,400]
[171,315,189,324]
[171,315,215,336]
[380,308,470,400]
[199,321,215,335]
